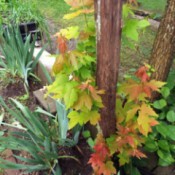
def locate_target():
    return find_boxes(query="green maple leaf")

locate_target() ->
[68,111,83,129]
[123,19,150,42]
[118,151,130,166]
[106,135,118,155]
[123,19,139,41]
[68,110,100,129]
[63,81,79,108]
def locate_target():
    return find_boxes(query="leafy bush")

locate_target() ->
[0,97,79,174]
[144,70,175,166]
[0,0,48,32]
[0,27,44,89]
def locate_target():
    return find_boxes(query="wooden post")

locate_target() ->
[94,0,122,137]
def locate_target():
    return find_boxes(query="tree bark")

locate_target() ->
[94,0,122,137]
[149,0,175,82]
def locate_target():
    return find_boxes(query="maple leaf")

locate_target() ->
[135,65,150,82]
[126,106,140,122]
[118,151,130,166]
[106,135,118,155]
[116,125,137,148]
[131,149,146,159]
[73,91,93,110]
[52,55,67,74]
[63,82,79,109]
[68,52,79,70]
[46,73,68,98]
[68,110,100,129]
[89,111,101,125]
[99,161,116,175]
[119,78,165,101]
[60,26,79,40]
[89,134,116,175]
[118,80,143,101]
[63,8,94,19]
[145,80,166,92]
[79,80,104,104]
[68,111,84,129]
[137,103,158,136]
[54,34,67,54]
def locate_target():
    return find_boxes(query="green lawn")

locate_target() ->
[32,0,91,28]
[33,0,69,23]
[137,0,167,16]
[32,0,158,76]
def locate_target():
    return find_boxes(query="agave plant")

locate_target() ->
[0,97,80,174]
[0,27,44,90]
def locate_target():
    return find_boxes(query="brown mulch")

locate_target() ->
[60,137,93,175]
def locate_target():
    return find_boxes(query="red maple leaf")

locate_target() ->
[89,134,116,175]
[135,66,150,82]
[54,33,67,54]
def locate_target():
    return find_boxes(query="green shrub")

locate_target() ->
[0,97,80,174]
[0,27,44,90]
[144,70,175,166]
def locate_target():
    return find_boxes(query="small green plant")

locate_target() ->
[0,97,79,174]
[0,27,44,91]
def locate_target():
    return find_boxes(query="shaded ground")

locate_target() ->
[0,76,92,175]
[60,137,93,175]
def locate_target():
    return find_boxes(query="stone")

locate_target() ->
[33,88,56,113]
[153,165,175,175]
[134,15,160,30]
[33,47,55,85]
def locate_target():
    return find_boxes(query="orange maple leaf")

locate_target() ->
[137,103,158,136]
[135,65,150,82]
[54,33,67,54]
[131,149,146,159]
[89,134,116,175]
[65,0,94,9]
[79,80,104,103]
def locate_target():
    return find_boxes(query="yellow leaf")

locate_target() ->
[60,26,79,39]
[52,55,68,74]
[137,103,158,136]
[146,80,166,92]
[63,8,94,20]
[126,106,140,122]
[73,92,93,110]
[68,111,83,129]
[102,161,116,175]
[89,111,100,125]
[68,52,79,70]
[63,10,82,20]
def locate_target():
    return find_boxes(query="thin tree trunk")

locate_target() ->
[149,0,175,82]
[94,0,122,138]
